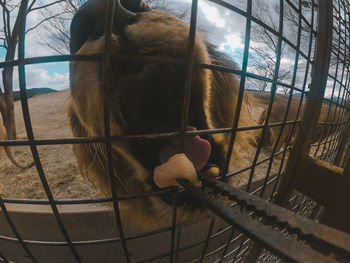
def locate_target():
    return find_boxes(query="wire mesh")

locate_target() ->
[0,0,349,262]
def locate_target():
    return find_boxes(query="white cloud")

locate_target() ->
[198,1,225,28]
[11,66,69,91]
[219,32,244,50]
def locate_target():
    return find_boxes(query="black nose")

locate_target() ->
[70,0,151,54]
[115,0,138,33]
[120,0,143,12]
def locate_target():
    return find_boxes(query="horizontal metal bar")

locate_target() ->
[200,63,308,93]
[2,187,175,205]
[0,120,301,147]
[227,146,292,178]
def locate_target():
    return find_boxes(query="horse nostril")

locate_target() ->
[115,0,151,32]
[120,0,142,12]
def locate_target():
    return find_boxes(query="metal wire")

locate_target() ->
[17,1,82,262]
[0,0,349,262]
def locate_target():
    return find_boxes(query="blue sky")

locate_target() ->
[0,0,317,95]
[0,48,5,58]
[45,62,69,76]
[0,0,248,91]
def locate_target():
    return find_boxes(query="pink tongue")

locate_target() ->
[159,134,211,171]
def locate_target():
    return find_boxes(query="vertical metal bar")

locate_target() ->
[180,0,199,150]
[102,0,130,262]
[243,0,298,259]
[170,189,179,263]
[260,0,304,198]
[275,0,334,207]
[325,3,350,163]
[270,0,316,201]
[199,218,215,263]
[334,72,350,164]
[17,1,82,262]
[218,228,236,263]
[221,0,252,182]
[0,197,37,262]
[245,0,285,193]
[174,228,182,263]
[325,74,349,163]
[315,1,344,160]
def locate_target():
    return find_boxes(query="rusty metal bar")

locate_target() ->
[197,174,350,260]
[178,178,341,263]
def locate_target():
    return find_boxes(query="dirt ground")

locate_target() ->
[0,90,100,199]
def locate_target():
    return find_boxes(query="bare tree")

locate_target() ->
[0,0,65,139]
[38,0,84,55]
[248,0,294,94]
[39,0,182,55]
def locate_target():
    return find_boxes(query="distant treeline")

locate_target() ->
[13,88,57,101]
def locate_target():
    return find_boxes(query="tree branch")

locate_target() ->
[28,0,65,12]
[25,13,61,34]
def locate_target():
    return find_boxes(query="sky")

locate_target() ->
[0,0,340,98]
[0,0,250,92]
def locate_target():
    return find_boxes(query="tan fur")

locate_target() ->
[69,9,258,229]
[254,92,341,150]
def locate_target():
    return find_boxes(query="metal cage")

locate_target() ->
[0,0,350,262]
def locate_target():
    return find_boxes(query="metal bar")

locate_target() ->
[245,0,285,192]
[0,197,37,262]
[275,0,334,206]
[198,174,350,260]
[334,78,350,164]
[101,0,130,262]
[207,0,316,61]
[0,54,186,69]
[323,38,350,164]
[219,236,248,262]
[236,241,252,263]
[0,120,301,147]
[2,187,173,205]
[221,0,252,182]
[170,189,179,263]
[179,179,339,263]
[227,146,291,179]
[269,0,317,201]
[314,0,346,159]
[200,63,309,92]
[259,0,304,199]
[218,228,236,263]
[16,1,82,262]
[180,0,199,149]
[231,236,249,263]
[199,218,215,263]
